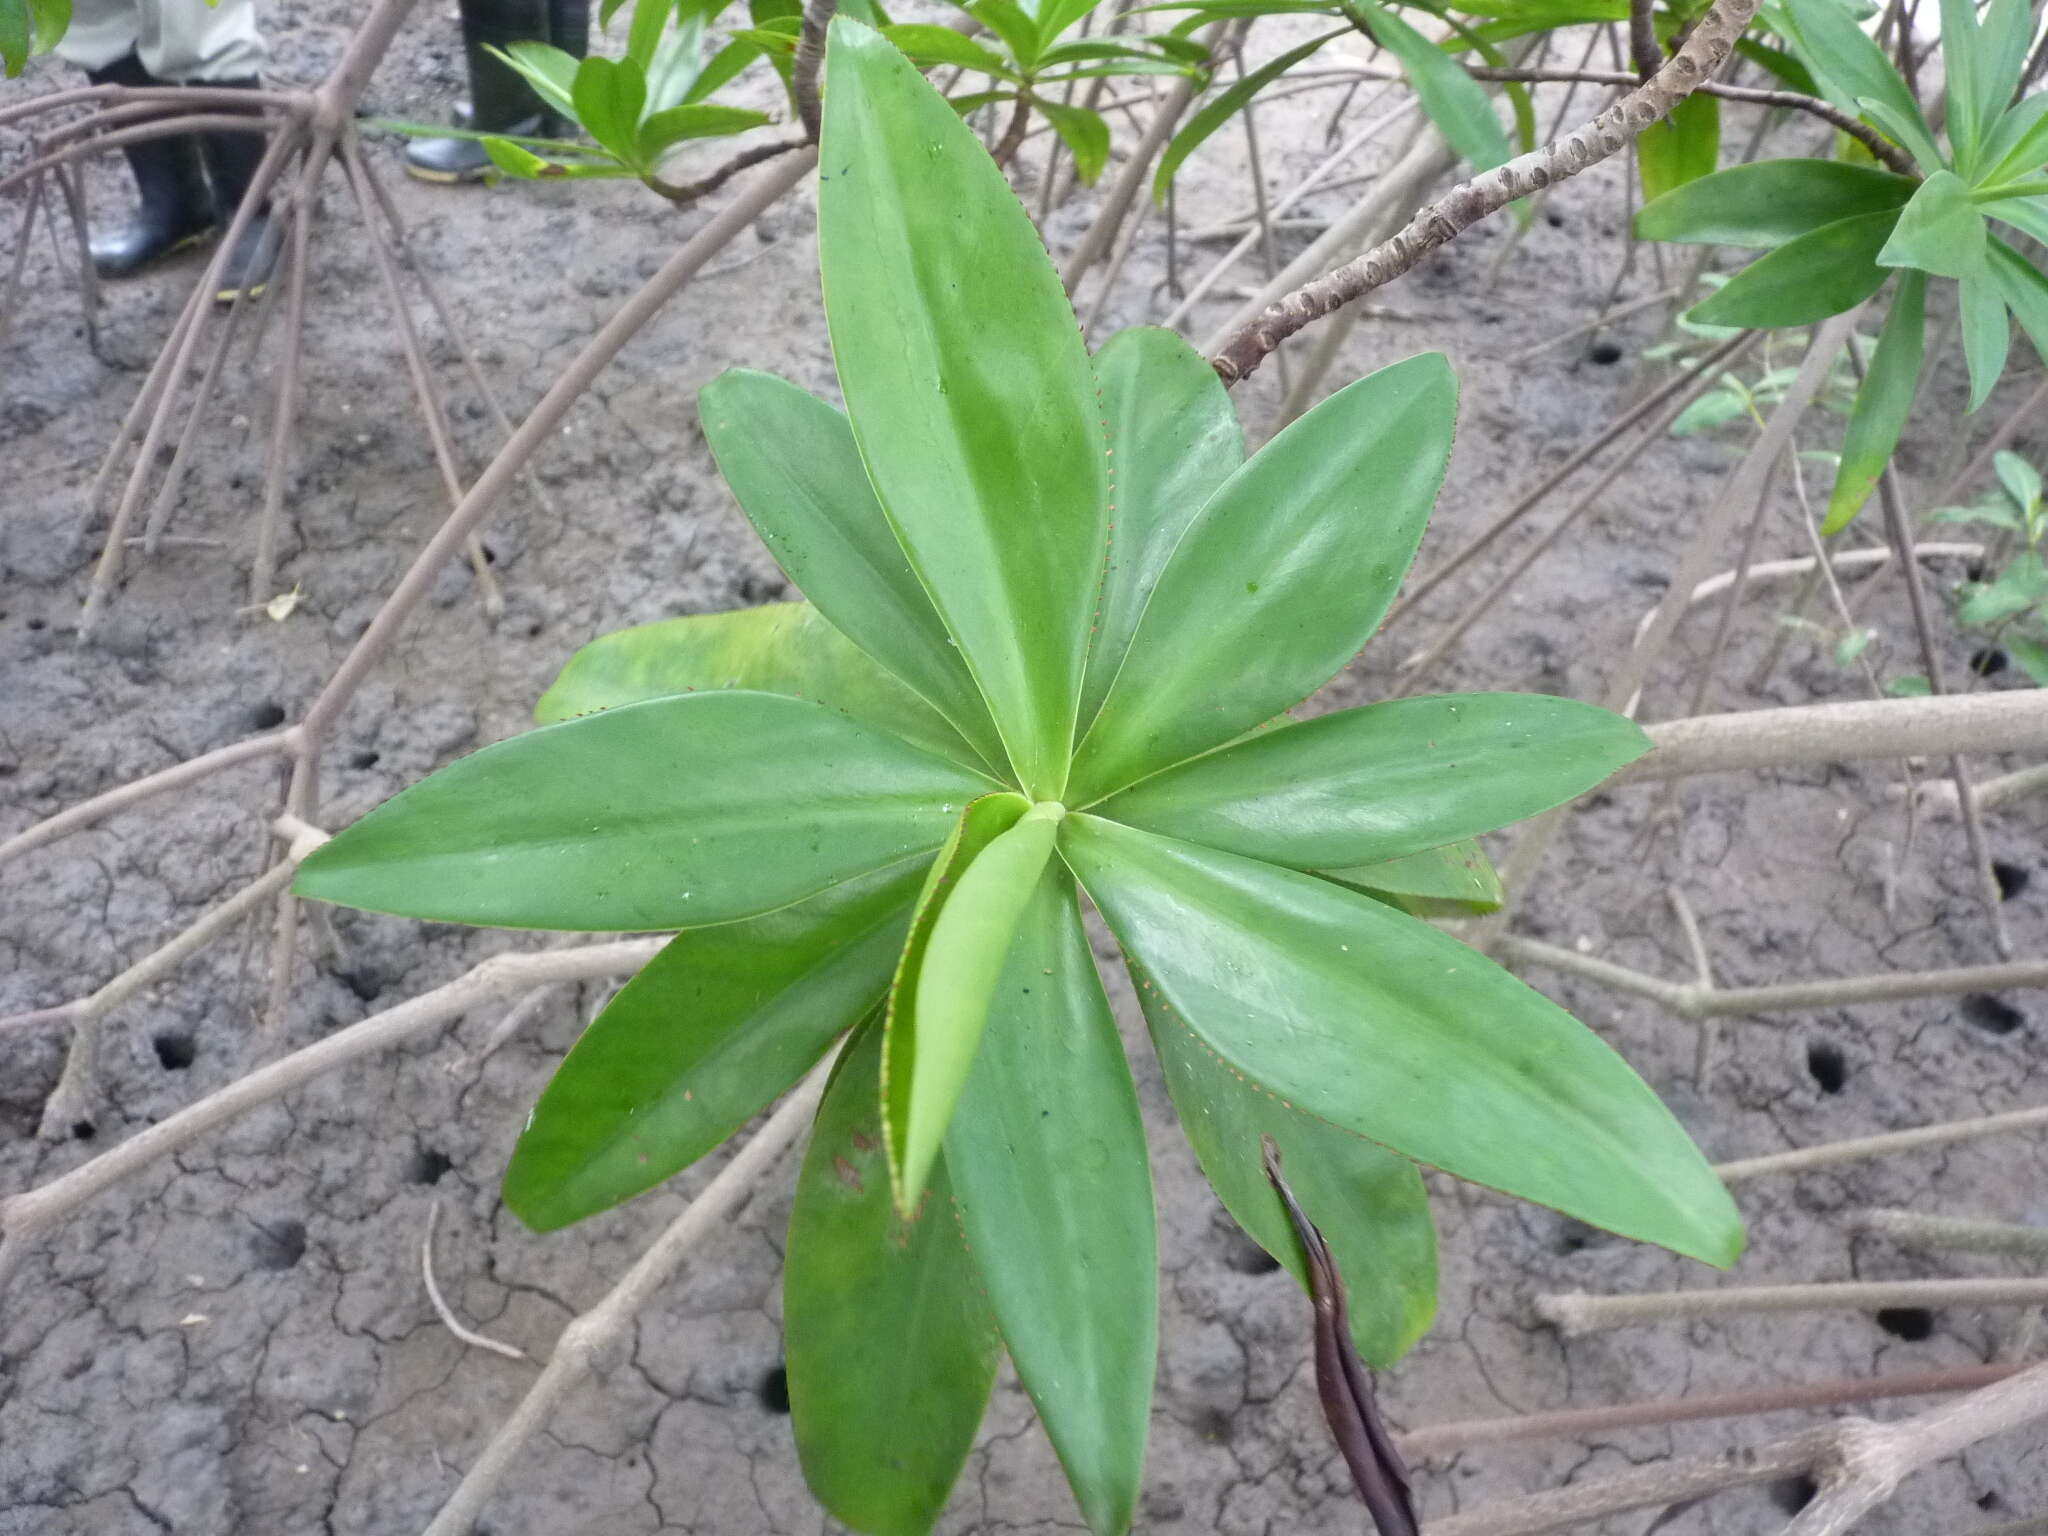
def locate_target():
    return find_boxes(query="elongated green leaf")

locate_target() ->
[788,1020,998,1536]
[638,102,771,159]
[1446,0,1625,20]
[628,0,679,71]
[1938,0,1986,175]
[1688,210,1898,327]
[2009,634,2048,686]
[573,55,650,163]
[1097,693,1647,868]
[1070,354,1456,804]
[1038,0,1108,46]
[1635,160,1915,248]
[29,0,62,52]
[1,0,29,73]
[1990,233,2048,368]
[1082,327,1246,727]
[498,41,582,118]
[1878,171,1986,279]
[687,36,764,102]
[1958,270,2010,414]
[1958,551,2048,625]
[1781,0,1941,168]
[887,803,1061,1211]
[1981,95,2048,187]
[1996,450,2041,514]
[880,22,1017,75]
[1823,269,1926,532]
[1735,36,1820,95]
[505,859,924,1229]
[294,691,995,931]
[698,370,1006,768]
[1153,30,1347,199]
[1990,196,2048,250]
[534,601,982,770]
[1147,988,1438,1366]
[944,869,1155,1536]
[1061,815,1745,1267]
[1638,91,1720,203]
[970,0,1042,67]
[1322,838,1504,917]
[1038,99,1112,184]
[1978,0,2031,145]
[820,20,1106,800]
[1352,0,1509,172]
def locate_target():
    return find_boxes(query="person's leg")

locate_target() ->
[56,0,217,279]
[453,0,583,124]
[141,0,279,302]
[405,0,552,184]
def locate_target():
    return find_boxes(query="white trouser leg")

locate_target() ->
[56,0,267,81]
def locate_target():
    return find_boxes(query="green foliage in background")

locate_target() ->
[1638,0,2048,533]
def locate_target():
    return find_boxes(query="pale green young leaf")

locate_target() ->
[1877,171,1986,279]
[1995,450,2041,515]
[573,54,650,164]
[533,601,985,771]
[2009,634,2048,685]
[1957,551,2048,625]
[887,804,1060,1212]
[496,41,581,118]
[1937,0,1987,174]
[1037,100,1112,183]
[1638,91,1720,203]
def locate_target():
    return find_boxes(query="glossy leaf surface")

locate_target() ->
[1688,211,1898,328]
[1096,693,1648,870]
[294,691,993,931]
[819,20,1106,798]
[788,1021,998,1536]
[1823,269,1926,533]
[698,370,1005,768]
[1322,837,1505,917]
[1635,159,1915,248]
[535,600,983,770]
[889,803,1061,1211]
[504,859,925,1229]
[1081,327,1246,726]
[1146,985,1438,1365]
[1061,815,1744,1267]
[1070,353,1457,803]
[944,869,1156,1536]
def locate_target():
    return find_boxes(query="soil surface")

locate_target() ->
[4,7,2048,1533]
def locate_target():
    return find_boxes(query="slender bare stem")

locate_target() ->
[251,140,326,602]
[1212,0,1763,381]
[0,940,665,1291]
[1847,1209,2048,1260]
[1717,1103,2048,1183]
[423,1203,531,1361]
[1500,933,2048,1019]
[419,1054,835,1536]
[793,0,838,143]
[1399,1360,2025,1458]
[0,731,292,870]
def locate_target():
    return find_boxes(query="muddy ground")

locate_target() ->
[4,6,2048,1532]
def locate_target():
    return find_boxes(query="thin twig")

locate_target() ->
[793,0,837,143]
[1846,1209,2048,1260]
[1211,0,1763,382]
[422,1203,531,1361]
[1540,1278,2048,1336]
[418,1052,836,1536]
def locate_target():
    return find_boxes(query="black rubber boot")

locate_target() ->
[406,0,553,183]
[450,0,584,131]
[196,79,280,304]
[84,55,217,278]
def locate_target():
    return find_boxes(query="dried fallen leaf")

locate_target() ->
[265,584,303,623]
[1262,1135,1420,1536]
